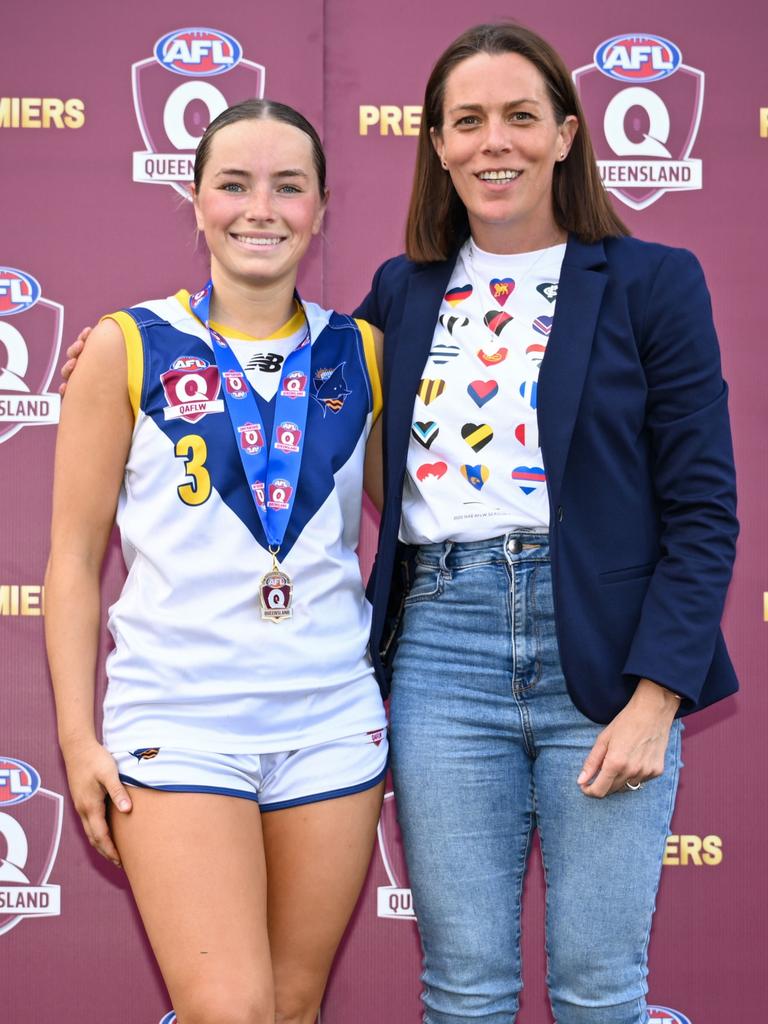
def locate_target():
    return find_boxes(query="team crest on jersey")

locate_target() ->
[313,364,351,415]
[161,357,223,423]
[238,422,264,454]
[0,267,63,446]
[131,28,266,199]
[281,370,308,399]
[573,35,704,210]
[0,757,63,937]
[275,421,302,454]
[267,478,293,511]
[223,369,248,398]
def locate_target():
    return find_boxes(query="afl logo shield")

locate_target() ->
[267,478,293,511]
[224,369,248,398]
[0,267,63,446]
[161,360,223,423]
[573,34,704,211]
[238,422,264,455]
[0,758,40,807]
[0,757,63,936]
[131,27,265,199]
[0,269,40,316]
[648,1009,692,1024]
[259,568,293,623]
[275,421,301,454]
[594,35,682,82]
[281,370,308,399]
[154,28,242,77]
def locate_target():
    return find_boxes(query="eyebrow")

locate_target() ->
[213,167,309,179]
[447,99,542,114]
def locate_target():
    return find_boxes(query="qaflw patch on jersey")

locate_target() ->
[160,355,224,422]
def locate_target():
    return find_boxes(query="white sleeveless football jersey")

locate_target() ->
[102,291,385,753]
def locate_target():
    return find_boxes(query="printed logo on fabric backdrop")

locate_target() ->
[376,790,416,921]
[648,1008,693,1024]
[0,268,63,446]
[131,27,266,198]
[0,757,63,936]
[573,35,704,210]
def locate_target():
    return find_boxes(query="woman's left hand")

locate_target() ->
[577,678,680,798]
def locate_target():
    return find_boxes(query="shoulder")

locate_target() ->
[601,235,706,283]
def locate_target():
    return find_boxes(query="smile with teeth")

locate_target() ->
[232,234,284,247]
[477,170,522,181]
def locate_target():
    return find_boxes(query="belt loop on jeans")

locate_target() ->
[439,541,453,573]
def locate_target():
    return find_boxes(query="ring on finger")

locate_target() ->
[625,779,644,791]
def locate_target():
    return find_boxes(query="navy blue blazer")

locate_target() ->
[355,234,739,723]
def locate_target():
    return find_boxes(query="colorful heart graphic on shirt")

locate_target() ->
[512,466,546,495]
[525,343,547,366]
[467,380,499,407]
[489,278,515,305]
[461,422,494,452]
[416,461,448,482]
[477,346,508,366]
[411,421,439,449]
[460,463,490,490]
[418,378,446,405]
[514,422,539,447]
[537,282,558,304]
[483,310,513,336]
[532,315,554,337]
[445,284,473,307]
[438,314,469,336]
[519,380,538,409]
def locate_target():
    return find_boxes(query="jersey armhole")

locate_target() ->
[100,311,143,423]
[354,317,382,423]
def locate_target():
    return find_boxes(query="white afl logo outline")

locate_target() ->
[154,28,243,78]
[0,758,41,806]
[594,34,682,82]
[0,813,30,883]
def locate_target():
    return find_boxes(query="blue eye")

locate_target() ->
[221,182,245,192]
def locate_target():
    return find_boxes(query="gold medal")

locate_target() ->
[259,548,293,623]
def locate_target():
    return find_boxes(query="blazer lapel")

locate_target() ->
[384,258,457,492]
[537,236,608,503]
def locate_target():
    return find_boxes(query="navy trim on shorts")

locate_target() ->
[259,762,388,813]
[118,773,260,802]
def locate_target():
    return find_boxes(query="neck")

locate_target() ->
[207,267,298,338]
[469,216,567,256]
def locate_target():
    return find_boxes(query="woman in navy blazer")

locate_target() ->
[356,22,737,1024]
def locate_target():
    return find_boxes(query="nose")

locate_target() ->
[481,114,512,154]
[245,185,275,221]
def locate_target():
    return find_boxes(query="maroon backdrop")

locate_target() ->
[2,4,766,1022]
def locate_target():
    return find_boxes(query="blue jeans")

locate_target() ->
[390,534,682,1024]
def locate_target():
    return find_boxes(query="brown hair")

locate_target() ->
[406,22,629,261]
[193,98,327,196]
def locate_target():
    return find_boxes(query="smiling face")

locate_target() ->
[193,117,327,292]
[432,51,577,253]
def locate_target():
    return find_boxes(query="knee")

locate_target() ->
[274,988,322,1024]
[175,985,273,1024]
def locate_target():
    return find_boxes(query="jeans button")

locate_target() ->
[507,538,522,554]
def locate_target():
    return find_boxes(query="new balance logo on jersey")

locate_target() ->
[245,353,284,373]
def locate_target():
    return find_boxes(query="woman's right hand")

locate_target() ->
[58,326,92,395]
[61,738,132,867]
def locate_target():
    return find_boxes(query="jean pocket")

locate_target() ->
[403,560,443,604]
[598,561,656,584]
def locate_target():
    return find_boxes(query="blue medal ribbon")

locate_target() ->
[189,281,311,561]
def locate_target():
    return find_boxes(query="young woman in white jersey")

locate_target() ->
[46,99,387,1024]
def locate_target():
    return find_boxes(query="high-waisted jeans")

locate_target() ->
[390,533,681,1024]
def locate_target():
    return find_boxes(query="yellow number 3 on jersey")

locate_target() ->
[175,434,212,506]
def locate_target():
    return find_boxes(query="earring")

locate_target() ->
[560,151,566,160]
[441,159,448,170]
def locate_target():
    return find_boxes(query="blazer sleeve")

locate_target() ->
[621,248,739,703]
[353,258,393,329]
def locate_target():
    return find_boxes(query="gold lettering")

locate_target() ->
[662,835,679,865]
[379,105,402,136]
[42,97,65,129]
[21,97,42,128]
[402,105,422,136]
[0,585,45,615]
[679,834,703,866]
[0,97,12,128]
[20,585,42,616]
[701,835,723,866]
[359,105,380,136]
[761,109,768,139]
[63,98,85,129]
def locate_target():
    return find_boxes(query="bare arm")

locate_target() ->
[45,316,134,863]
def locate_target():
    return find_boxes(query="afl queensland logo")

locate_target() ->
[573,34,704,210]
[648,1008,693,1024]
[0,268,63,445]
[0,757,63,937]
[376,790,417,921]
[132,27,265,199]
